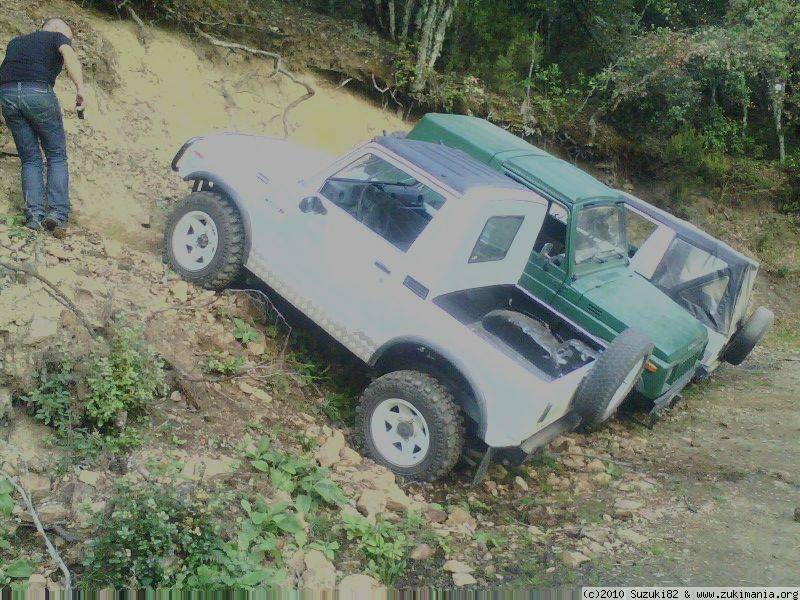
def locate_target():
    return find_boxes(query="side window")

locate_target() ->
[626,208,658,258]
[319,153,446,252]
[469,216,524,263]
[533,202,568,265]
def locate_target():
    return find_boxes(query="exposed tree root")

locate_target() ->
[194,27,315,139]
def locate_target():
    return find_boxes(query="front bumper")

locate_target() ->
[649,363,698,413]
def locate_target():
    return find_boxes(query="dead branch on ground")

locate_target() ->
[0,259,98,339]
[194,27,314,139]
[1,446,72,590]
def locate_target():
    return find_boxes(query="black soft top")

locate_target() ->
[375,136,526,195]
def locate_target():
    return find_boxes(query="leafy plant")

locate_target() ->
[2,215,33,240]
[342,513,409,585]
[22,360,76,432]
[23,327,164,461]
[84,327,166,430]
[247,438,347,509]
[203,353,246,376]
[233,318,260,345]
[82,479,284,589]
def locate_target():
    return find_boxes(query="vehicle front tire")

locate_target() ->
[573,328,654,429]
[721,306,774,366]
[163,191,245,290]
[357,370,464,482]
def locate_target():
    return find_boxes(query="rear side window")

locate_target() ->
[469,216,524,263]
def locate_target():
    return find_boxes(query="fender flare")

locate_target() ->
[368,336,488,436]
[183,170,253,258]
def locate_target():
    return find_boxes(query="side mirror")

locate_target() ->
[299,196,327,215]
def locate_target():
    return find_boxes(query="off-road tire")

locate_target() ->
[163,191,245,290]
[722,306,774,366]
[357,370,465,482]
[573,328,654,429]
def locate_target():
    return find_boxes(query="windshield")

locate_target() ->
[573,204,627,267]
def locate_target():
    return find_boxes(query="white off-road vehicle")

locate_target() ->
[165,133,654,481]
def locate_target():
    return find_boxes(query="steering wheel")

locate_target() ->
[356,183,391,237]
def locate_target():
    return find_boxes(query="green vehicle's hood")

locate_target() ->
[572,269,708,363]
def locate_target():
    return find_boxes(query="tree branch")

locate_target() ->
[0,260,98,339]
[194,27,315,139]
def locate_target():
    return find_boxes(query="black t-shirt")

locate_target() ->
[0,31,72,86]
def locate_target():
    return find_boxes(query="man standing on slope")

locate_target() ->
[0,18,86,238]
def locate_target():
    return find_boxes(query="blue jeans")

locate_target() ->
[0,82,69,224]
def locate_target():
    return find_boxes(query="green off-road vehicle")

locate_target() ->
[407,114,711,409]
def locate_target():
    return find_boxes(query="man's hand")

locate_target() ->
[76,86,86,112]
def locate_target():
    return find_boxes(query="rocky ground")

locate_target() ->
[0,0,798,592]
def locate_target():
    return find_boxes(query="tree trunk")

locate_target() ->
[387,0,397,39]
[768,77,786,164]
[411,0,456,92]
[427,0,455,69]
[400,0,416,40]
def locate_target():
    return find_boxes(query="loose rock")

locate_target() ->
[301,549,336,590]
[617,528,649,545]
[410,543,435,560]
[560,550,590,568]
[338,574,383,597]
[315,431,345,468]
[453,572,477,587]
[443,560,474,574]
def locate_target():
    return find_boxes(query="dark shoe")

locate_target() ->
[51,225,68,240]
[43,216,59,231]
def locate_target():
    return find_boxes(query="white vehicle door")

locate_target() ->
[290,151,449,359]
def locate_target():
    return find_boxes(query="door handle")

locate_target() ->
[374,261,391,275]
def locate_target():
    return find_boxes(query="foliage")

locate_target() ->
[22,327,165,460]
[203,352,246,376]
[2,215,33,240]
[246,437,347,509]
[24,360,77,432]
[342,513,410,585]
[81,478,273,589]
[233,318,260,345]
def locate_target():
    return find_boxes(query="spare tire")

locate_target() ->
[573,328,654,429]
[721,306,774,366]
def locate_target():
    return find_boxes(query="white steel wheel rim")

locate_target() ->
[370,398,431,468]
[171,210,219,271]
[602,358,645,421]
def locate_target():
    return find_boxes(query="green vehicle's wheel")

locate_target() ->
[573,328,654,429]
[722,307,774,366]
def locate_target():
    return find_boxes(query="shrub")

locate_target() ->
[342,513,409,585]
[84,326,165,430]
[82,479,226,588]
[246,437,347,509]
[22,326,165,459]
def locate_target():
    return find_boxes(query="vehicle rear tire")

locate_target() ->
[573,328,654,429]
[163,191,245,290]
[721,306,774,366]
[357,370,464,482]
